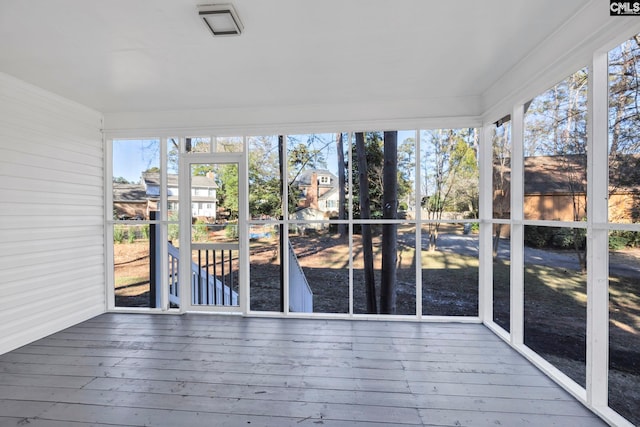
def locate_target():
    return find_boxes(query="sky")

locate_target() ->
[112,139,161,183]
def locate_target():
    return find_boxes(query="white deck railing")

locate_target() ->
[288,240,313,313]
[168,242,238,306]
[168,240,310,311]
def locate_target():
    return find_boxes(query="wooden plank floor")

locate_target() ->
[0,313,606,427]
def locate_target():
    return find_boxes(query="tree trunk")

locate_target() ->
[336,133,347,238]
[355,132,377,314]
[493,223,502,259]
[380,131,398,314]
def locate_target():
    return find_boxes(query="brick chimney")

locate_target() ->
[307,172,319,210]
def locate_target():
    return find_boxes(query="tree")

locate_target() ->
[217,164,239,220]
[352,132,384,219]
[380,131,398,314]
[397,136,416,213]
[191,164,214,177]
[609,35,640,157]
[609,34,640,224]
[186,137,210,153]
[336,133,347,238]
[422,128,478,251]
[353,131,402,314]
[492,121,511,257]
[449,131,479,216]
[286,134,333,214]
[113,176,130,184]
[355,132,377,314]
[248,136,281,218]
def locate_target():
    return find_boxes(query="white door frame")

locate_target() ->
[178,152,247,313]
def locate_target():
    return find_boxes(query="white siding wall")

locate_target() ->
[0,73,105,354]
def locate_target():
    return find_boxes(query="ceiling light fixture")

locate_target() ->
[198,4,243,37]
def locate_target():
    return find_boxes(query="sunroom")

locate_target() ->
[1,1,639,426]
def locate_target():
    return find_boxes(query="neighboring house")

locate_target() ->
[609,154,640,223]
[112,184,147,220]
[293,169,340,216]
[493,154,640,222]
[189,173,218,218]
[113,172,218,220]
[317,186,340,213]
[290,169,340,231]
[522,154,587,221]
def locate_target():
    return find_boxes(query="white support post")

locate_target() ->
[178,140,192,313]
[414,130,422,319]
[586,50,610,409]
[104,137,115,311]
[158,137,169,311]
[282,135,290,315]
[241,136,251,314]
[510,104,525,346]
[478,124,493,323]
[347,132,354,316]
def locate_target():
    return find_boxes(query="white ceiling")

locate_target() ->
[0,0,590,115]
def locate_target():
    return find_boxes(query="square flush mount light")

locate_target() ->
[198,4,243,36]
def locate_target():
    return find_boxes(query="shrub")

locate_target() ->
[113,225,126,243]
[624,231,640,247]
[524,226,586,250]
[192,219,208,242]
[168,212,179,242]
[609,230,640,249]
[524,226,549,248]
[168,224,179,242]
[551,228,586,250]
[225,224,238,239]
[127,228,136,243]
[141,224,150,240]
[609,235,628,250]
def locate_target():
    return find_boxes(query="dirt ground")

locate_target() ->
[114,230,639,425]
[114,242,152,307]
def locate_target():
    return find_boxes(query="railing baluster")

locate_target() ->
[221,250,226,305]
[205,249,210,304]
[175,256,178,297]
[197,250,202,305]
[168,242,239,308]
[170,255,175,297]
[228,249,233,305]
[213,250,217,304]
